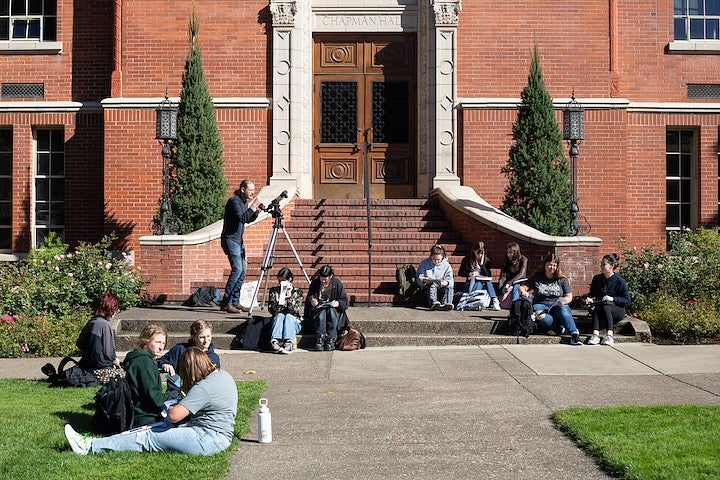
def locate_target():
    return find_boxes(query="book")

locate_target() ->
[474,275,492,281]
[512,278,528,285]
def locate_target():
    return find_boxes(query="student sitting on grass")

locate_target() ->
[65,347,238,456]
[122,324,174,427]
[158,319,220,392]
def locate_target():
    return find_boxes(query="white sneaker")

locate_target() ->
[430,301,441,311]
[490,298,501,310]
[282,340,293,354]
[65,424,93,455]
[588,334,601,345]
[601,335,615,346]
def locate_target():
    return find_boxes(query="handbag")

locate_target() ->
[499,288,513,310]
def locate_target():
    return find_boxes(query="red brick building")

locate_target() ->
[1,1,718,298]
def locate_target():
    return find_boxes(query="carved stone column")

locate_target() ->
[269,1,298,189]
[431,0,461,189]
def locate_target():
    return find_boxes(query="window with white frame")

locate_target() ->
[34,128,64,247]
[0,0,56,41]
[666,129,697,245]
[674,0,720,40]
[0,128,11,251]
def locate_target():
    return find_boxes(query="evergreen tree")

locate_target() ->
[501,44,572,236]
[169,12,227,234]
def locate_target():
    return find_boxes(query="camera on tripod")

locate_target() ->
[259,190,288,216]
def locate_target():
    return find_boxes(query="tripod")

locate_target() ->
[247,203,311,317]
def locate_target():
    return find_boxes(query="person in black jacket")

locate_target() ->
[220,179,262,314]
[305,265,349,351]
[585,253,631,346]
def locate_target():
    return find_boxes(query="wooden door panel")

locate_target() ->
[314,34,416,199]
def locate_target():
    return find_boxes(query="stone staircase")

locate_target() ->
[113,304,651,351]
[243,198,466,305]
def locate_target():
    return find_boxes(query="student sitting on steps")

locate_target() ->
[416,244,455,311]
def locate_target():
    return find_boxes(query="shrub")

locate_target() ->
[0,309,89,357]
[621,228,720,343]
[0,233,144,318]
[641,293,720,344]
[0,233,145,357]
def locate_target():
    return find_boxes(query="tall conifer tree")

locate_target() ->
[501,44,571,236]
[170,12,227,234]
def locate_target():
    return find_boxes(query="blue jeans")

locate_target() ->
[221,237,245,306]
[426,283,453,306]
[271,313,301,342]
[533,301,578,335]
[511,284,521,301]
[91,423,231,456]
[466,279,497,298]
[312,307,340,342]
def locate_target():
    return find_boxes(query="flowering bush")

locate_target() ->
[0,309,89,357]
[621,228,720,343]
[0,233,145,357]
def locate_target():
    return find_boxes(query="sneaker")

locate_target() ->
[315,337,324,351]
[490,298,501,311]
[440,303,454,311]
[430,301,441,311]
[588,334,601,345]
[601,335,615,346]
[324,339,335,352]
[270,339,283,353]
[65,424,93,455]
[570,333,583,346]
[283,340,293,354]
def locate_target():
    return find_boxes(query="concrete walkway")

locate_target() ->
[3,344,719,479]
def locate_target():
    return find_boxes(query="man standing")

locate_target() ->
[220,180,262,313]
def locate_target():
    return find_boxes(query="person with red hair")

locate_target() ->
[76,291,124,382]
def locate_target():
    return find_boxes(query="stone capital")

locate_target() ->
[270,1,297,27]
[432,0,462,26]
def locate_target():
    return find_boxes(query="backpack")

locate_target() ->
[185,285,221,307]
[456,290,491,311]
[42,356,100,388]
[92,376,135,435]
[507,298,535,338]
[335,324,367,351]
[396,264,420,299]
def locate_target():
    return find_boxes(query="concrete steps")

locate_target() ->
[222,198,469,306]
[114,304,651,351]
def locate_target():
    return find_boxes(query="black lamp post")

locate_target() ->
[155,91,177,235]
[562,91,584,236]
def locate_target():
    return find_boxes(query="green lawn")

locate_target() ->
[0,378,265,480]
[554,405,720,480]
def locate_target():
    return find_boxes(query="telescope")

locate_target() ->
[259,190,288,214]
[268,190,288,206]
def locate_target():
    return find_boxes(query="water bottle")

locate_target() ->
[258,398,272,443]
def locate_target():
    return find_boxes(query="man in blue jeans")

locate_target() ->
[220,180,262,314]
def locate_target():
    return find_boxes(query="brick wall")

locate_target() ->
[438,195,600,295]
[117,0,269,98]
[103,107,270,251]
[0,112,104,252]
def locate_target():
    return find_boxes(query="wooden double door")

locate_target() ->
[313,34,417,199]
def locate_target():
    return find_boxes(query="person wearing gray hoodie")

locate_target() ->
[416,244,455,311]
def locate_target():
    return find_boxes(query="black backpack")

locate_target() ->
[92,377,135,434]
[42,357,100,388]
[396,264,420,299]
[508,298,535,338]
[185,285,221,307]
